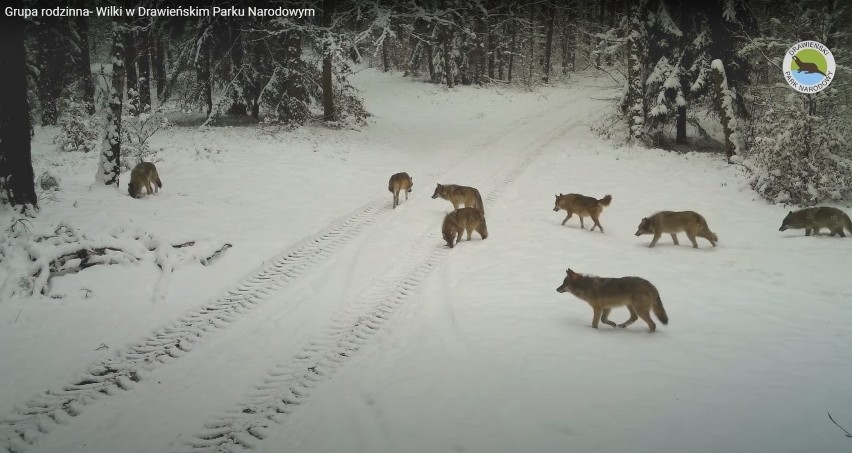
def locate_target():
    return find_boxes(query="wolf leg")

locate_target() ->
[669,233,679,245]
[686,231,699,248]
[636,307,657,332]
[561,212,572,226]
[600,308,617,327]
[591,215,604,233]
[619,306,638,328]
[649,232,662,247]
[591,307,602,328]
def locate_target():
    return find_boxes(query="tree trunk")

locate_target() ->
[676,106,687,144]
[0,16,38,208]
[543,2,555,83]
[487,17,495,79]
[710,60,741,161]
[382,39,390,72]
[322,0,336,121]
[75,17,96,114]
[96,20,125,187]
[508,15,516,83]
[440,28,454,88]
[123,28,139,115]
[227,22,247,115]
[527,3,536,84]
[626,3,645,143]
[137,23,152,113]
[427,24,436,83]
[195,22,212,118]
[153,28,166,101]
[36,24,64,125]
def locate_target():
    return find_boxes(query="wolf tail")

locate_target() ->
[598,194,612,207]
[843,212,852,235]
[653,290,669,325]
[388,182,394,192]
[474,189,485,215]
[156,176,163,188]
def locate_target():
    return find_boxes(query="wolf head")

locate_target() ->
[442,214,456,248]
[431,183,444,199]
[778,211,794,231]
[553,194,563,212]
[556,269,580,293]
[635,217,653,236]
[408,177,414,193]
[128,182,140,199]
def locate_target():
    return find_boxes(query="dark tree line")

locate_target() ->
[2,0,849,210]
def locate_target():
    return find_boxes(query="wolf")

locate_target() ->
[556,269,668,332]
[553,193,612,233]
[635,211,718,248]
[128,162,162,198]
[779,207,852,237]
[442,207,488,248]
[432,184,484,214]
[388,172,413,208]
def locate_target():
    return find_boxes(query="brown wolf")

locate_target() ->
[442,207,488,248]
[388,172,413,208]
[128,162,162,198]
[635,211,718,248]
[552,193,612,233]
[432,184,484,214]
[556,269,668,332]
[779,207,852,237]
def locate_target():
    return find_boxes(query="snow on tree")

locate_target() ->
[96,19,125,187]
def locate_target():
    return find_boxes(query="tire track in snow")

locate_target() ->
[0,104,561,453]
[0,199,394,453]
[180,112,580,452]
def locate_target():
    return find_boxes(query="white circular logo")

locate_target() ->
[783,41,835,93]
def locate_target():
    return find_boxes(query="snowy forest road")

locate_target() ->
[1,87,581,453]
[180,97,584,452]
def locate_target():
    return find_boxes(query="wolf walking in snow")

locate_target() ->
[432,184,484,214]
[552,193,612,233]
[388,172,413,208]
[442,207,488,248]
[635,211,718,248]
[779,207,852,237]
[556,269,668,333]
[128,162,162,198]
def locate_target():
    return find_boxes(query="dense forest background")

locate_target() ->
[1,0,850,211]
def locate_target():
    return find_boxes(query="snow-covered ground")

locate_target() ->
[1,70,851,453]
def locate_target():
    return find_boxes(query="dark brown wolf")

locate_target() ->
[779,207,852,237]
[552,193,612,233]
[442,207,488,248]
[556,269,668,332]
[388,172,413,208]
[128,162,162,198]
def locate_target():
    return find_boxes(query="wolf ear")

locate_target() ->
[566,269,571,276]
[788,211,793,215]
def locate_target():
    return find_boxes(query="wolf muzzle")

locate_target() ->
[778,226,787,231]
[634,230,642,236]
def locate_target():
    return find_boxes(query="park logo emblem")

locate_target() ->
[783,41,835,93]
